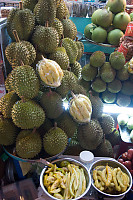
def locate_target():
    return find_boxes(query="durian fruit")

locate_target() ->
[76,40,84,61]
[49,47,69,70]
[62,38,78,64]
[107,79,122,93]
[94,138,113,157]
[55,111,78,138]
[64,137,83,156]
[34,0,56,25]
[56,0,70,21]
[7,6,35,41]
[16,129,42,159]
[56,70,78,98]
[89,94,103,119]
[37,57,63,87]
[5,40,36,66]
[69,93,92,123]
[43,126,68,156]
[100,62,116,83]
[101,90,116,103]
[77,119,103,150]
[99,114,115,135]
[81,63,98,81]
[10,65,40,99]
[12,99,45,129]
[91,77,106,93]
[31,25,59,54]
[23,0,38,12]
[51,18,63,39]
[90,51,106,68]
[62,19,77,40]
[0,116,18,145]
[121,81,133,96]
[40,90,63,119]
[117,93,131,107]
[70,61,82,79]
[109,51,125,70]
[72,84,87,96]
[106,128,121,147]
[5,73,13,92]
[0,91,19,118]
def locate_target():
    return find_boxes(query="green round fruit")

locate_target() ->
[91,27,107,43]
[84,23,97,39]
[96,9,113,28]
[91,9,102,25]
[113,12,131,31]
[130,12,133,21]
[107,29,124,45]
[106,0,126,14]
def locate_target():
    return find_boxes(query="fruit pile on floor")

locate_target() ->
[84,0,132,46]
[0,0,124,160]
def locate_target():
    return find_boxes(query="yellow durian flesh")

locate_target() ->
[69,94,92,123]
[37,58,64,87]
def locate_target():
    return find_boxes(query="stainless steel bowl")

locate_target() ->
[89,158,132,198]
[40,157,91,200]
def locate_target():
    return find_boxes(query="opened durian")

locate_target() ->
[69,93,92,123]
[37,57,64,88]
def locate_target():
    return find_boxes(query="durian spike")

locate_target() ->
[42,55,46,62]
[19,1,23,10]
[13,30,20,43]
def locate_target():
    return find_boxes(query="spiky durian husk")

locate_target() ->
[5,41,36,66]
[62,19,77,40]
[40,90,63,119]
[56,70,78,98]
[5,73,14,92]
[0,117,18,145]
[70,61,82,79]
[77,119,103,150]
[62,38,78,64]
[0,91,19,118]
[76,41,84,61]
[81,63,98,82]
[56,0,70,21]
[55,111,78,138]
[31,25,59,54]
[12,100,45,129]
[78,78,91,92]
[23,0,38,12]
[89,95,104,119]
[49,50,69,70]
[99,114,115,135]
[94,139,113,157]
[7,8,35,41]
[34,0,56,25]
[16,130,42,159]
[10,65,39,99]
[43,127,68,156]
[51,18,63,39]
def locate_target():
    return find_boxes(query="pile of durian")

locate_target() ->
[0,0,120,160]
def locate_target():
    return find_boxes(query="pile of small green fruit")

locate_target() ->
[84,0,132,45]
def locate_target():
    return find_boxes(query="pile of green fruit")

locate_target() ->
[84,0,132,45]
[0,0,122,160]
[82,50,133,107]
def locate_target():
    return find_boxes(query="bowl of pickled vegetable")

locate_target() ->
[40,157,91,200]
[89,158,132,198]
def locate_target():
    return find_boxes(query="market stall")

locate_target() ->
[0,0,133,199]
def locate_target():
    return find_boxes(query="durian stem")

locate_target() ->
[103,134,106,143]
[21,96,25,102]
[42,55,46,63]
[13,30,20,43]
[32,128,37,134]
[19,1,23,10]
[54,122,57,128]
[76,37,78,42]
[45,21,49,27]
[59,39,63,47]
[71,91,76,99]
[21,60,24,66]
